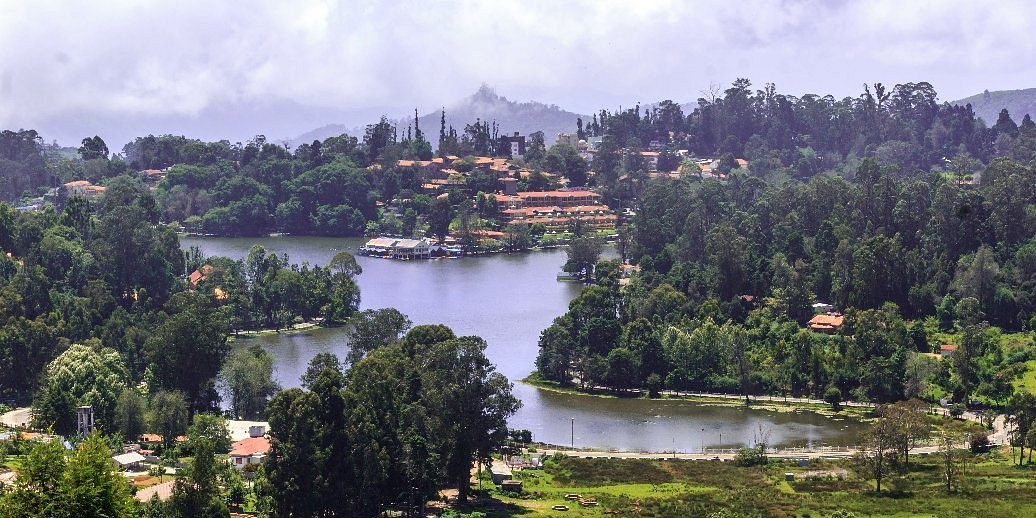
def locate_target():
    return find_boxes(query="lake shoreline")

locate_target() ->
[184,235,865,450]
[520,374,876,420]
[228,320,327,339]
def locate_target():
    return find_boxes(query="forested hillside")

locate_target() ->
[538,79,1036,408]
[953,87,1036,127]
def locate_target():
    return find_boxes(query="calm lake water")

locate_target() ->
[181,235,862,451]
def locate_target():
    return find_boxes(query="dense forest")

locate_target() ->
[0,176,518,516]
[0,175,367,417]
[537,80,1036,407]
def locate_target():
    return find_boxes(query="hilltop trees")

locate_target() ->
[536,133,1036,405]
[0,129,50,201]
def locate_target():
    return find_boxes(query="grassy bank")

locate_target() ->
[453,447,1036,517]
[226,320,325,340]
[520,373,876,420]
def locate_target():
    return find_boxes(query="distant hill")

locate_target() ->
[952,88,1036,125]
[289,85,589,148]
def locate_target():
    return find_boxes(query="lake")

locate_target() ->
[181,235,862,451]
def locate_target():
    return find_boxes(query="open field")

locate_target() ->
[451,447,1036,518]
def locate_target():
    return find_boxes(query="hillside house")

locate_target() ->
[808,312,844,334]
[188,264,215,288]
[63,180,107,201]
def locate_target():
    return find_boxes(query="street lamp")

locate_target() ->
[571,418,575,449]
[701,427,705,453]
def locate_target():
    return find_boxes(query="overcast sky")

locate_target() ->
[2,0,1035,147]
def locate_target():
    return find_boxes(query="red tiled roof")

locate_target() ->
[808,313,844,330]
[230,436,270,457]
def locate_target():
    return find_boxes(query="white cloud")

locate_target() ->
[0,0,1034,136]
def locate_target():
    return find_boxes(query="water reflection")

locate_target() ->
[183,235,862,450]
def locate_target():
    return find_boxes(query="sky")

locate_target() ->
[1,0,1035,149]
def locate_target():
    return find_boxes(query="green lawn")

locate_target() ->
[1014,360,1036,393]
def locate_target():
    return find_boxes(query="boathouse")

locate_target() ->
[361,237,432,259]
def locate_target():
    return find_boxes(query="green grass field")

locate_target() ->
[451,448,1036,518]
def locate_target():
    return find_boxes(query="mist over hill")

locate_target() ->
[952,88,1036,125]
[290,85,589,148]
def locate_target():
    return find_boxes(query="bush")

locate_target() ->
[970,431,992,453]
[824,386,842,411]
[734,445,767,467]
[645,373,662,398]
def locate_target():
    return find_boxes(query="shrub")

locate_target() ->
[734,445,768,467]
[824,386,842,411]
[970,431,992,453]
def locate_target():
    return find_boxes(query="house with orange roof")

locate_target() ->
[188,264,215,288]
[63,180,107,201]
[229,436,271,470]
[807,312,844,334]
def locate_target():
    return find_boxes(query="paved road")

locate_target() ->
[0,407,31,428]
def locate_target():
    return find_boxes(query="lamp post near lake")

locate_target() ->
[701,427,705,453]
[570,418,575,449]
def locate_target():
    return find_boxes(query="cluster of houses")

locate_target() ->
[494,189,616,231]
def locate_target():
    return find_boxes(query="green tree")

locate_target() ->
[220,345,279,419]
[78,135,110,161]
[300,352,343,388]
[266,365,354,516]
[115,388,147,442]
[167,437,230,518]
[326,251,362,323]
[32,342,128,435]
[545,143,588,186]
[564,223,603,283]
[422,336,520,502]
[148,390,189,450]
[854,416,898,493]
[428,197,453,242]
[604,347,639,390]
[187,413,232,453]
[535,316,577,384]
[145,290,229,412]
[883,399,931,467]
[0,434,135,518]
[1008,391,1036,466]
[345,308,412,364]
